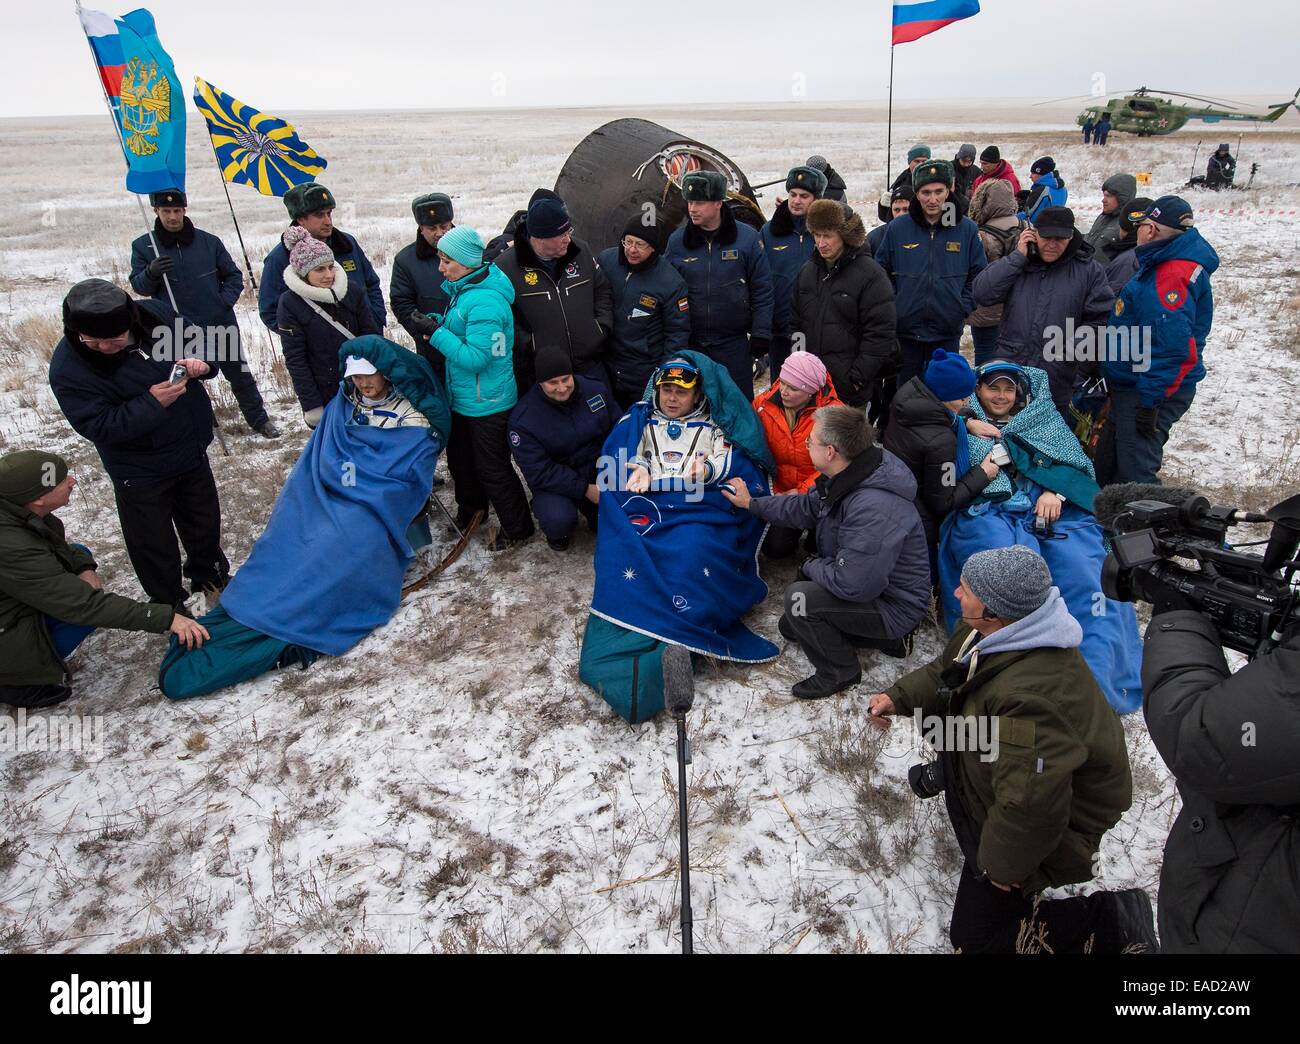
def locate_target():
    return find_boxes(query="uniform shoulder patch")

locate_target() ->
[341,260,357,272]
[638,294,658,308]
[509,430,521,446]
[677,297,689,311]
[1114,299,1124,316]
[587,394,606,412]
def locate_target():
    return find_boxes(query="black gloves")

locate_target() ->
[749,336,770,359]
[146,255,174,278]
[409,312,440,336]
[1135,405,1160,439]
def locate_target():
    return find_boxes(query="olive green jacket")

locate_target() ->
[0,498,171,685]
[888,623,1132,893]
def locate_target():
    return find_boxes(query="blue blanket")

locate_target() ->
[939,499,1143,715]
[221,391,441,655]
[590,357,778,663]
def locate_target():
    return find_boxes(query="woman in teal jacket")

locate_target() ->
[428,226,535,549]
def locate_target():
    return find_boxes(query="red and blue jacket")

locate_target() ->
[1104,228,1218,406]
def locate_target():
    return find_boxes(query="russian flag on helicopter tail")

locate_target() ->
[892,0,980,44]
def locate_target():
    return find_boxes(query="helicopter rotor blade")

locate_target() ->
[1138,88,1241,109]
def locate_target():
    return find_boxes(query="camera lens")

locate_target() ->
[908,761,944,800]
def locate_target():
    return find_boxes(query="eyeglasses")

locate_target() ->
[621,237,653,250]
[78,333,129,346]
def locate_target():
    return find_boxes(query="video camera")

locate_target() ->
[1097,484,1300,657]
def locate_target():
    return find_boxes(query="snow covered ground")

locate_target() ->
[1,102,1297,952]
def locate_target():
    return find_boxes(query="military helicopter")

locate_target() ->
[1037,87,1300,136]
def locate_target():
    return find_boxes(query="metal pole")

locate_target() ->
[203,123,259,290]
[676,715,693,955]
[885,44,895,192]
[74,3,230,455]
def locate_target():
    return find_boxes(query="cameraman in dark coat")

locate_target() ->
[792,200,897,411]
[48,279,229,612]
[1141,586,1300,953]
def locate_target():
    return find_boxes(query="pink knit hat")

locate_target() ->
[285,225,334,277]
[780,351,828,394]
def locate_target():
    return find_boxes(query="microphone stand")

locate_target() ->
[674,707,693,955]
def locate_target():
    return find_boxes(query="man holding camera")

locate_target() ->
[49,279,229,612]
[868,545,1156,953]
[1141,584,1300,952]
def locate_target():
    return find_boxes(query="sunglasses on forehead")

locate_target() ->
[654,362,700,389]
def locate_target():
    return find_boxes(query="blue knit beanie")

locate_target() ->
[437,225,485,269]
[923,349,976,402]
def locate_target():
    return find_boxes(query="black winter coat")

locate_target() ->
[494,230,613,376]
[48,303,217,484]
[972,231,1114,414]
[129,218,242,328]
[883,377,994,545]
[791,245,898,408]
[1142,612,1300,953]
[276,269,380,412]
[389,233,452,366]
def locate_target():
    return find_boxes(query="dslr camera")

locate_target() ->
[1101,487,1300,657]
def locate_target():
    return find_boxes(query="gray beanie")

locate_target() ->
[962,545,1053,620]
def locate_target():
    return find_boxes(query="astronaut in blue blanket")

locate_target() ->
[341,354,431,429]
[940,361,1143,713]
[625,359,732,492]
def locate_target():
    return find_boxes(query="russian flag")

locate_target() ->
[892,0,981,44]
[79,7,125,96]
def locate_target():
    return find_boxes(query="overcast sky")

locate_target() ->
[6,0,1298,118]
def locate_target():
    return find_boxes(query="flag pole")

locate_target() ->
[73,1,181,317]
[198,91,258,290]
[885,43,895,192]
[73,2,230,456]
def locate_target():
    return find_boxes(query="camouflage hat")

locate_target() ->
[681,170,728,203]
[412,192,453,226]
[284,182,336,220]
[149,188,187,208]
[912,160,955,191]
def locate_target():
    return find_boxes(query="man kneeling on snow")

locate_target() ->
[866,545,1154,954]
[723,404,930,700]
[0,450,208,709]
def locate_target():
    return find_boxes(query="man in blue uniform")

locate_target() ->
[129,188,278,438]
[664,170,774,400]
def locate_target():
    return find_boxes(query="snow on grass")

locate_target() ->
[1,105,1297,952]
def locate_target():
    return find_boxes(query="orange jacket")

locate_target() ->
[752,377,844,494]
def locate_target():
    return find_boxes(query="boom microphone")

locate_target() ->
[663,645,695,718]
[1092,483,1200,530]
